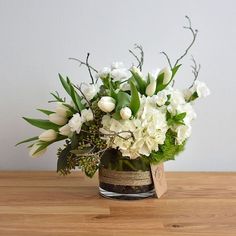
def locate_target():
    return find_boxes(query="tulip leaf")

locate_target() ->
[130,81,140,116]
[188,91,198,102]
[23,117,60,130]
[32,141,51,156]
[37,109,54,115]
[68,82,85,111]
[171,64,181,78]
[130,71,146,94]
[15,136,38,146]
[116,91,130,110]
[155,72,166,93]
[59,74,71,96]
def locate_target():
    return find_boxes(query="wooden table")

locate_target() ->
[0,172,235,236]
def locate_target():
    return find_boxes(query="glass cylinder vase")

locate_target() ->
[99,149,155,200]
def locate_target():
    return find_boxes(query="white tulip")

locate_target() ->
[39,129,57,142]
[49,113,67,126]
[97,67,111,78]
[120,107,132,120]
[111,68,129,82]
[68,113,82,134]
[98,96,116,113]
[81,108,94,122]
[159,67,172,85]
[59,124,73,137]
[29,143,47,158]
[193,80,211,98]
[55,103,71,117]
[145,76,156,96]
[81,83,98,101]
[130,66,143,77]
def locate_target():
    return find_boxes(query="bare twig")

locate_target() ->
[85,53,95,84]
[68,57,98,73]
[174,16,198,67]
[129,44,144,71]
[160,51,172,69]
[102,130,134,141]
[189,56,201,88]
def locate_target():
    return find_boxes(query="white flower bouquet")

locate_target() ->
[17,16,210,199]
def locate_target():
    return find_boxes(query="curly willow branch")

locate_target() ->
[189,55,201,88]
[129,44,144,71]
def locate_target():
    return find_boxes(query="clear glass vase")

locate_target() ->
[99,149,155,200]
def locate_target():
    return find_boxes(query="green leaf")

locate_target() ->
[32,141,50,155]
[15,136,38,146]
[108,80,117,99]
[155,73,165,93]
[116,91,130,110]
[171,64,181,78]
[57,144,72,173]
[188,91,198,102]
[23,117,60,130]
[68,82,85,111]
[37,109,54,115]
[59,74,71,96]
[129,81,140,116]
[130,71,146,94]
[174,112,187,121]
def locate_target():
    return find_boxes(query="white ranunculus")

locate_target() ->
[120,107,132,120]
[98,96,116,113]
[176,125,192,144]
[193,80,211,98]
[81,108,93,122]
[68,113,82,134]
[111,62,124,70]
[55,103,71,117]
[29,143,47,158]
[49,113,67,126]
[39,129,57,142]
[81,83,98,101]
[159,67,172,85]
[97,67,111,78]
[153,91,168,106]
[145,76,156,96]
[59,124,73,137]
[111,68,129,82]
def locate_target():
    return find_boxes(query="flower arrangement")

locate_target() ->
[17,16,210,184]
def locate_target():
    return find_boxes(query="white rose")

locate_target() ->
[29,142,47,158]
[81,83,98,101]
[111,68,129,82]
[49,113,67,126]
[176,125,192,144]
[111,62,124,70]
[98,96,116,113]
[81,109,93,122]
[159,67,172,85]
[120,107,132,120]
[55,103,71,117]
[68,113,82,134]
[59,124,73,137]
[193,80,211,98]
[97,67,111,78]
[153,91,168,106]
[39,129,57,142]
[145,76,156,96]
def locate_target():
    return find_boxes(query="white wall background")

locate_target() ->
[0,0,235,171]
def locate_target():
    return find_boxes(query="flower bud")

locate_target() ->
[39,129,57,142]
[98,96,116,113]
[55,103,71,117]
[159,67,172,85]
[29,143,47,158]
[59,124,73,137]
[49,113,67,126]
[120,107,132,120]
[145,76,156,96]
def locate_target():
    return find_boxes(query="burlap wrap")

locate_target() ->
[99,167,153,186]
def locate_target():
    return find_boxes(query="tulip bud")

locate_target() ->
[59,124,73,137]
[145,76,156,97]
[39,129,57,142]
[120,107,132,120]
[98,96,116,113]
[29,143,47,158]
[97,67,111,79]
[49,113,67,126]
[55,103,71,117]
[159,67,172,85]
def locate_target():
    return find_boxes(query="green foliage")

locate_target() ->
[37,109,54,115]
[22,117,60,130]
[129,81,140,116]
[130,70,147,94]
[166,111,186,126]
[15,136,38,146]
[113,91,130,120]
[188,91,198,102]
[149,130,186,164]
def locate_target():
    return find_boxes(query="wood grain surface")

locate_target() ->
[0,171,235,236]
